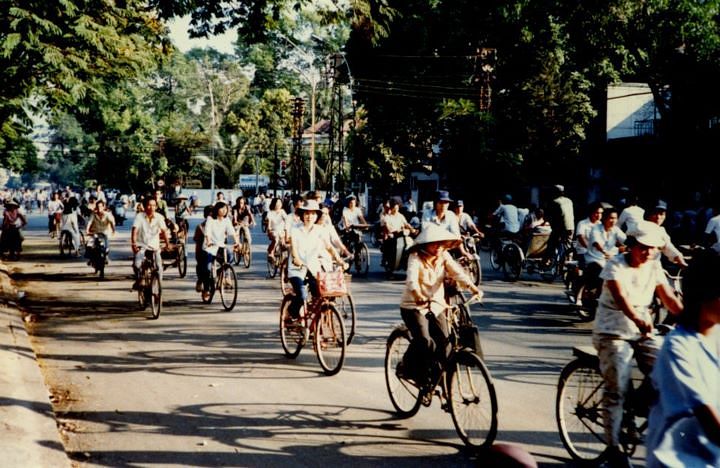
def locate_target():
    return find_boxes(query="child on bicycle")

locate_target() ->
[399,223,482,389]
[647,251,720,468]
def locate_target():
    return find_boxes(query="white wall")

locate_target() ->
[606,83,659,140]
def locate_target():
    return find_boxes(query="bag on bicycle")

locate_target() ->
[316,269,347,297]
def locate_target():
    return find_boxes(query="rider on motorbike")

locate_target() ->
[381,199,417,268]
[86,199,116,261]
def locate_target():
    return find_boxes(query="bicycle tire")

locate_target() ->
[559,247,575,286]
[447,350,498,449]
[335,294,356,345]
[177,244,188,278]
[556,358,606,462]
[218,264,238,311]
[149,271,162,320]
[502,243,522,281]
[576,285,598,322]
[489,245,502,271]
[267,248,279,278]
[314,304,346,376]
[59,231,70,256]
[242,240,251,268]
[279,294,305,358]
[356,243,369,276]
[468,257,482,286]
[384,327,422,417]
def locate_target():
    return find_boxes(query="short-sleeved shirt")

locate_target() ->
[267,210,288,234]
[585,224,626,267]
[704,214,720,253]
[342,206,364,229]
[88,211,115,237]
[647,325,720,467]
[574,217,598,256]
[458,212,476,234]
[204,216,235,255]
[132,212,166,250]
[493,204,520,233]
[593,254,667,339]
[382,212,408,234]
[422,209,460,236]
[233,205,252,225]
[288,224,328,278]
[48,200,64,214]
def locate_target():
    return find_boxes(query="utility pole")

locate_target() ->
[197,62,218,201]
[291,97,306,193]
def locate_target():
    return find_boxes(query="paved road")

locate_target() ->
[10,211,648,467]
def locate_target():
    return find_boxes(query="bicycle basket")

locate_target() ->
[317,269,347,297]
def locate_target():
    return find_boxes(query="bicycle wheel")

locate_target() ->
[447,350,498,449]
[177,244,188,278]
[267,251,279,278]
[489,245,502,271]
[218,264,238,311]
[279,294,305,358]
[468,257,482,286]
[502,243,522,281]
[355,243,369,276]
[242,240,251,268]
[314,304,346,376]
[559,248,575,286]
[59,231,68,256]
[148,272,162,320]
[385,327,422,417]
[556,358,606,462]
[335,294,356,345]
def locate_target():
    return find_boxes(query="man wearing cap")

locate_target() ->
[646,200,687,268]
[453,200,483,238]
[423,191,460,236]
[492,194,520,235]
[592,221,683,467]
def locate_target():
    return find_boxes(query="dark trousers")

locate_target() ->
[400,308,450,382]
[289,273,319,317]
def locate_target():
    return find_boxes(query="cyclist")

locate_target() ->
[201,201,240,291]
[287,200,348,319]
[645,200,688,268]
[647,251,719,468]
[317,203,352,260]
[86,199,116,263]
[492,194,520,236]
[193,205,213,292]
[60,196,82,256]
[266,197,289,263]
[153,189,170,218]
[453,200,484,238]
[399,223,482,393]
[131,197,170,289]
[565,202,604,304]
[47,191,64,238]
[583,207,626,301]
[592,221,683,468]
[174,194,192,234]
[0,199,27,260]
[546,184,575,251]
[618,193,645,233]
[231,196,255,246]
[381,198,416,267]
[423,191,473,262]
[341,194,368,231]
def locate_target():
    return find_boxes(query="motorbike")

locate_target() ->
[382,229,415,278]
[86,234,109,279]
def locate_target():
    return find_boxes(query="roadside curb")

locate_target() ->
[0,262,70,467]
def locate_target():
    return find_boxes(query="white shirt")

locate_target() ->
[422,209,460,236]
[594,254,667,339]
[618,205,645,232]
[382,212,409,233]
[48,200,64,214]
[132,212,166,250]
[342,206,363,229]
[267,210,288,234]
[704,214,720,253]
[288,224,328,278]
[585,224,626,267]
[574,217,598,256]
[204,216,235,255]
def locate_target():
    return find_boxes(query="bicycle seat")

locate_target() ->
[572,346,599,364]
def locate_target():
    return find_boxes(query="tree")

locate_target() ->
[0,0,166,171]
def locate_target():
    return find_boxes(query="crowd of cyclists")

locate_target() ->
[0,182,718,467]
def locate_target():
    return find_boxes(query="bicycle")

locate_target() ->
[59,229,84,257]
[555,326,671,463]
[137,248,162,320]
[161,225,188,278]
[384,294,498,450]
[342,225,370,276]
[279,281,347,376]
[267,238,288,280]
[233,223,252,268]
[200,247,238,311]
[456,234,482,286]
